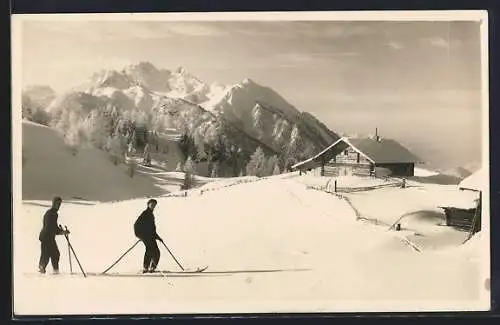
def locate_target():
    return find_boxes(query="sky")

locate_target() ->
[20,19,484,171]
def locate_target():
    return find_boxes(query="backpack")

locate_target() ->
[134,214,144,238]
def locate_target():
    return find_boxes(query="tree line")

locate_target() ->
[23,95,301,178]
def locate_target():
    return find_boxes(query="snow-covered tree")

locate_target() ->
[83,110,112,150]
[265,155,280,176]
[127,140,136,157]
[246,147,267,177]
[285,124,306,163]
[181,156,195,190]
[109,133,125,165]
[143,143,152,166]
[54,109,71,135]
[193,131,206,161]
[22,93,52,125]
[210,161,219,178]
[31,109,51,126]
[273,163,281,175]
[65,125,83,156]
[179,132,196,163]
[132,110,149,127]
[152,114,166,134]
[226,145,243,177]
[183,156,195,174]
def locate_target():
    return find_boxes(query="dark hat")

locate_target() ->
[147,199,157,206]
[52,196,62,204]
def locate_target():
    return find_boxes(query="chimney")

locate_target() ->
[375,127,381,142]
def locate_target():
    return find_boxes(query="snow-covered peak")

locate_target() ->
[166,67,208,98]
[127,61,159,73]
[205,76,301,120]
[91,69,132,90]
[123,62,171,92]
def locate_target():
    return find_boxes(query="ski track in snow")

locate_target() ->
[14,175,485,315]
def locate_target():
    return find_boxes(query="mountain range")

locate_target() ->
[25,62,340,168]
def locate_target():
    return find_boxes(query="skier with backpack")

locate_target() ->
[134,199,163,273]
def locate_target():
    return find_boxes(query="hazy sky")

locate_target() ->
[21,19,484,170]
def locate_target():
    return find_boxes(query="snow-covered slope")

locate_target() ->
[22,120,166,201]
[14,175,487,314]
[203,78,339,157]
[442,166,473,179]
[414,167,440,177]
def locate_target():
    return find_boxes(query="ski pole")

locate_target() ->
[102,240,141,274]
[64,231,87,278]
[159,239,185,271]
[65,226,73,274]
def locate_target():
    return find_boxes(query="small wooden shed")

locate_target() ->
[440,168,485,235]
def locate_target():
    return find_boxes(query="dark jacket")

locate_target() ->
[134,208,160,241]
[39,208,63,241]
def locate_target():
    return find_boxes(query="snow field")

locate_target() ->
[14,176,486,314]
[22,121,166,202]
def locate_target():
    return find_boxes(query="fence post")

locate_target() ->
[334,180,337,193]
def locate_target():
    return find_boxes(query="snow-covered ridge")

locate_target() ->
[35,61,340,170]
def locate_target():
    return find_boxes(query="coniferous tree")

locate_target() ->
[266,155,280,176]
[179,132,196,164]
[65,125,83,156]
[246,147,266,177]
[182,156,196,190]
[273,163,281,175]
[110,133,125,165]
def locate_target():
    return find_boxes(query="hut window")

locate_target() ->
[357,153,360,163]
[344,150,348,156]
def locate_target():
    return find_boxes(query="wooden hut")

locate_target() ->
[291,133,422,177]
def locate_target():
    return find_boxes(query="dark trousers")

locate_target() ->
[142,239,160,270]
[39,238,60,271]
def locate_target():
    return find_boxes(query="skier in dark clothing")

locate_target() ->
[134,199,163,273]
[38,197,69,274]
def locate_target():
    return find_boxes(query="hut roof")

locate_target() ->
[459,168,486,192]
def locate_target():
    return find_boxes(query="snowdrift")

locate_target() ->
[344,183,478,226]
[22,121,166,202]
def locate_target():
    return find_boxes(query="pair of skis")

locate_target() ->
[26,266,209,278]
[98,265,209,277]
[101,239,207,276]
